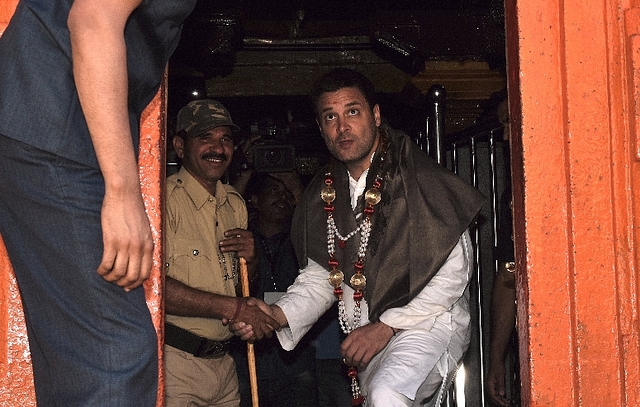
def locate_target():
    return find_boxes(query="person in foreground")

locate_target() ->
[164,100,281,406]
[0,0,196,405]
[232,68,486,406]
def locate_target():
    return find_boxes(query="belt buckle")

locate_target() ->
[200,340,228,359]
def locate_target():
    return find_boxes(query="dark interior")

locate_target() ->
[167,0,508,174]
[166,4,514,404]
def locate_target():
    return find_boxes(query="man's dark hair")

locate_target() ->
[243,172,294,201]
[310,68,377,118]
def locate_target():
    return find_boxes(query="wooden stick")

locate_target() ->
[239,258,259,407]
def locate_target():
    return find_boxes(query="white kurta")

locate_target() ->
[275,169,473,406]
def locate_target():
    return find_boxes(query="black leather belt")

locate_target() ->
[165,322,229,359]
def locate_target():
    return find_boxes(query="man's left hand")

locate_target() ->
[219,228,256,264]
[341,321,395,369]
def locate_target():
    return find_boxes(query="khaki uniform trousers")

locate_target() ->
[165,345,240,407]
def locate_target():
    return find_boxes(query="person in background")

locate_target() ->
[231,171,319,407]
[232,68,485,406]
[0,0,197,405]
[164,99,280,407]
[231,137,348,407]
[486,93,521,407]
[311,306,353,407]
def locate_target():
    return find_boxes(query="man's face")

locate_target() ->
[173,126,234,193]
[316,87,381,179]
[253,177,296,225]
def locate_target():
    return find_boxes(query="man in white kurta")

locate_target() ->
[230,68,484,406]
[274,170,474,406]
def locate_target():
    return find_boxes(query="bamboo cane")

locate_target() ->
[239,257,259,407]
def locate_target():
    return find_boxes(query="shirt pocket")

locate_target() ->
[167,238,215,291]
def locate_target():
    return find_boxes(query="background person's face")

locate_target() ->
[253,177,296,224]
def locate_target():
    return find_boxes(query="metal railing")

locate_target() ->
[412,86,516,407]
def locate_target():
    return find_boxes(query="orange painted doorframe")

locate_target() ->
[506,0,640,405]
[0,2,167,406]
[4,0,639,406]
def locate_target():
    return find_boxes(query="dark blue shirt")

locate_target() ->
[0,0,196,168]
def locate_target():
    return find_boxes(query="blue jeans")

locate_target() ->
[0,134,157,406]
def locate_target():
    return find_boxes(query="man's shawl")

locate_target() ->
[291,125,486,321]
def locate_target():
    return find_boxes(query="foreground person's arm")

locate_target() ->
[68,0,153,291]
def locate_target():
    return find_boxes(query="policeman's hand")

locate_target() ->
[229,320,254,341]
[487,363,510,406]
[219,228,256,265]
[341,322,394,369]
[227,302,285,343]
[98,189,154,291]
[224,297,280,341]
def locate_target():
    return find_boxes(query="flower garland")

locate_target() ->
[320,138,387,406]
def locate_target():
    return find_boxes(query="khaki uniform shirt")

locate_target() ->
[165,167,247,341]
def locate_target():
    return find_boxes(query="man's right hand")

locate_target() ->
[226,298,282,341]
[228,303,287,342]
